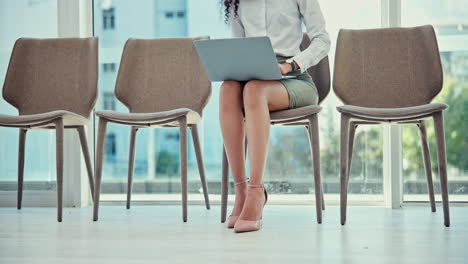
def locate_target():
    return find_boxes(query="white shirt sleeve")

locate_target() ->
[230,15,245,38]
[292,0,331,72]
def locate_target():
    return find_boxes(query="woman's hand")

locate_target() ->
[278,63,293,75]
[278,61,299,75]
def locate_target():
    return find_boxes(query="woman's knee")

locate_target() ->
[243,80,266,110]
[220,81,243,113]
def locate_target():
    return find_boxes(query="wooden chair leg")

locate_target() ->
[340,114,351,225]
[77,126,95,201]
[417,121,436,212]
[433,112,450,227]
[55,119,64,222]
[190,124,210,210]
[321,189,325,210]
[126,127,138,210]
[221,146,229,223]
[17,129,27,210]
[347,123,357,187]
[307,115,322,224]
[93,118,108,221]
[306,125,325,211]
[179,116,188,222]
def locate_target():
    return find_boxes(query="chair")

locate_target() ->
[0,37,98,222]
[93,37,211,222]
[220,34,331,224]
[333,25,450,226]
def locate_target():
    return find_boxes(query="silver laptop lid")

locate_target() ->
[194,37,283,82]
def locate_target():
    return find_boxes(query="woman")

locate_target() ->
[220,0,330,233]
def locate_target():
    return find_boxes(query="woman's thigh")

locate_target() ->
[242,80,289,112]
[279,76,319,109]
[220,81,245,110]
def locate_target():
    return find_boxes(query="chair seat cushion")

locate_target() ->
[270,105,322,122]
[337,103,448,120]
[96,108,201,126]
[0,110,89,128]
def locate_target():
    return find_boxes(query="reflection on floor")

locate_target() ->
[0,205,467,264]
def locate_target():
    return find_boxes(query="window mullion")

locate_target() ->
[56,0,94,208]
[382,0,403,208]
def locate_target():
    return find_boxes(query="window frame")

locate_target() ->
[0,0,94,207]
[2,0,467,207]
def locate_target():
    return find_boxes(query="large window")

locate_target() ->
[402,0,468,201]
[93,0,387,201]
[94,0,195,199]
[0,0,58,191]
[260,1,384,198]
[0,0,465,206]
[2,0,463,203]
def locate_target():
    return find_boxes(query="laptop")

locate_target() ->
[194,37,295,82]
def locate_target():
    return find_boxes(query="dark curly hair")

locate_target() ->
[222,0,240,23]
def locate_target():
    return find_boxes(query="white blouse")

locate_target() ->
[230,0,331,73]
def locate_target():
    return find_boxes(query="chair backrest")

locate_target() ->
[333,25,443,108]
[2,37,98,118]
[300,33,331,104]
[114,37,211,115]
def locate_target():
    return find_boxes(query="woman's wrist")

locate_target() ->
[286,59,300,72]
[289,61,296,72]
[293,61,300,71]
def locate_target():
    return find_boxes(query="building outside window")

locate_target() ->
[165,11,173,18]
[103,92,116,110]
[102,63,116,73]
[105,133,117,158]
[155,0,188,37]
[164,10,185,19]
[103,7,115,30]
[176,11,185,18]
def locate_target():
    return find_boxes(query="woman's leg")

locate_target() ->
[219,81,247,217]
[239,80,289,221]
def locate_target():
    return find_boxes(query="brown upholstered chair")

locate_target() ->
[333,25,450,226]
[93,37,211,222]
[0,38,98,222]
[220,34,330,224]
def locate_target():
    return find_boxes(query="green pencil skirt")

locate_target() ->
[240,55,319,109]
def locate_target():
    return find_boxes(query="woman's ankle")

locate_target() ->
[235,184,247,196]
[247,178,262,186]
[234,178,248,193]
[230,185,247,217]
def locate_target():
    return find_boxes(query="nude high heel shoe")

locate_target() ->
[227,179,249,229]
[234,183,268,233]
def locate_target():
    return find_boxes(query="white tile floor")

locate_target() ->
[0,205,467,264]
